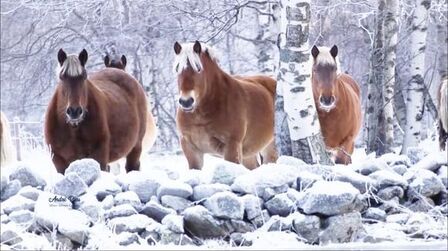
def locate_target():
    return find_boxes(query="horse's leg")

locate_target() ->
[335,138,355,165]
[181,137,204,170]
[242,155,259,170]
[223,140,243,164]
[261,140,278,164]
[52,153,69,174]
[125,143,142,172]
[439,120,448,151]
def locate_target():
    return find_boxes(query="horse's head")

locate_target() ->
[104,54,127,70]
[173,40,218,112]
[311,45,340,112]
[57,49,89,126]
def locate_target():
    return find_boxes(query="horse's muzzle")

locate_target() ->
[178,97,195,112]
[319,95,336,112]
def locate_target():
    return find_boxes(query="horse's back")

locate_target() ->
[89,68,143,96]
[234,75,276,97]
[338,73,360,97]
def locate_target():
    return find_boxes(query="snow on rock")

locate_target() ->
[209,160,249,185]
[294,171,322,191]
[377,186,405,200]
[2,195,35,214]
[391,164,408,175]
[405,147,429,164]
[53,172,87,198]
[1,179,21,201]
[192,183,230,201]
[9,164,46,189]
[291,213,321,244]
[183,205,230,238]
[116,232,140,246]
[411,152,447,171]
[8,209,34,224]
[203,191,244,220]
[105,204,137,219]
[297,180,363,216]
[89,175,122,201]
[1,174,8,192]
[114,191,142,210]
[107,214,154,234]
[368,170,408,189]
[438,165,447,188]
[276,155,307,166]
[140,199,176,222]
[120,171,162,203]
[363,208,387,222]
[18,186,40,201]
[1,224,23,246]
[354,158,388,175]
[156,180,193,199]
[264,193,294,217]
[179,169,202,187]
[332,166,377,193]
[378,153,411,167]
[405,169,445,197]
[160,195,191,212]
[161,214,184,233]
[65,159,101,186]
[242,194,264,220]
[319,212,364,244]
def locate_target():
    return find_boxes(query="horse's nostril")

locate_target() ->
[179,97,194,108]
[66,107,83,118]
[320,96,335,106]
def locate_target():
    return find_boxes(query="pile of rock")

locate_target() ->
[1,148,447,249]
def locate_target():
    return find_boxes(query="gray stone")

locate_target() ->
[159,225,194,245]
[392,165,408,176]
[250,209,271,228]
[1,227,22,245]
[140,222,162,245]
[295,171,322,191]
[332,166,377,193]
[363,208,386,222]
[1,215,10,224]
[291,213,320,244]
[378,153,411,167]
[18,186,40,201]
[286,188,302,205]
[108,214,154,234]
[183,205,230,238]
[265,193,294,217]
[114,191,142,210]
[408,169,445,197]
[260,184,289,201]
[297,180,363,216]
[2,195,35,214]
[210,160,249,185]
[230,232,253,247]
[58,219,89,244]
[105,204,137,219]
[262,215,292,232]
[127,173,161,203]
[157,181,192,199]
[405,147,428,164]
[379,197,401,213]
[242,194,264,220]
[203,191,244,220]
[90,177,122,201]
[8,210,33,224]
[179,169,202,187]
[140,200,176,222]
[9,164,46,188]
[369,170,408,189]
[386,213,410,224]
[1,179,21,201]
[78,194,103,222]
[161,195,191,213]
[412,152,447,171]
[53,173,87,198]
[192,183,230,201]
[438,165,447,188]
[65,158,101,186]
[161,214,184,233]
[101,195,114,210]
[405,197,435,212]
[319,212,364,244]
[35,203,90,232]
[377,186,404,200]
[355,158,388,175]
[1,174,8,192]
[117,232,140,246]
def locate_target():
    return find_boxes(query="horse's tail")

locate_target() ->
[1,112,15,167]
[142,108,157,153]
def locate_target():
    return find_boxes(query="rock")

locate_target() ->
[405,147,428,164]
[78,194,103,222]
[2,195,35,214]
[126,173,161,203]
[438,165,447,188]
[101,195,114,210]
[386,213,410,224]
[392,165,408,176]
[295,171,322,191]
[260,184,289,201]
[161,214,184,233]
[1,215,9,224]
[1,174,7,192]
[286,188,302,205]
[183,205,230,238]
[65,159,101,186]
[319,212,364,244]
[1,226,23,245]
[265,193,294,217]
[355,158,388,175]
[405,197,435,212]
[1,179,21,201]
[332,166,377,193]
[117,232,140,246]
[179,169,202,187]
[230,232,252,246]
[377,186,404,200]
[18,186,40,201]
[90,176,122,201]
[9,164,46,189]
[105,204,137,219]
[140,200,176,222]
[412,152,447,171]
[157,181,193,199]
[378,153,411,167]
[276,155,307,166]
[250,209,270,228]
[114,191,142,210]
[407,169,445,197]
[261,215,292,232]
[141,222,162,244]
[203,191,244,220]
[242,194,264,220]
[379,197,400,214]
[369,170,408,189]
[192,183,230,201]
[405,212,438,238]
[159,225,193,245]
[161,195,190,212]
[53,173,87,198]
[108,214,154,234]
[35,198,90,231]
[291,213,320,244]
[297,180,363,216]
[363,208,386,222]
[58,219,89,244]
[210,160,250,185]
[8,210,33,224]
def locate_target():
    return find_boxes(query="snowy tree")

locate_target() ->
[402,0,431,153]
[275,0,333,165]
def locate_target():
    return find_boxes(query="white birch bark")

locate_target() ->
[256,3,280,75]
[402,0,431,153]
[382,0,399,153]
[275,0,332,165]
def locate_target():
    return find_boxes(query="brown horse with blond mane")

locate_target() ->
[45,49,156,173]
[174,41,277,170]
[311,45,362,164]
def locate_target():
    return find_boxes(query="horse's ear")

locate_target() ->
[330,45,338,58]
[57,49,67,66]
[104,55,110,66]
[121,55,127,68]
[193,40,201,54]
[79,49,88,66]
[174,42,182,55]
[311,45,319,59]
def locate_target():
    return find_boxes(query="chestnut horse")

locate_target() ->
[438,75,448,151]
[104,54,127,70]
[311,45,362,164]
[45,49,156,173]
[174,41,277,170]
[1,111,15,167]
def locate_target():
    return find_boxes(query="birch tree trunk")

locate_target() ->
[256,3,280,75]
[436,0,448,79]
[382,0,399,153]
[366,0,385,154]
[275,0,333,165]
[402,0,431,153]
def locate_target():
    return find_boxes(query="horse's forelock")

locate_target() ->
[313,46,340,74]
[173,42,219,74]
[59,55,85,78]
